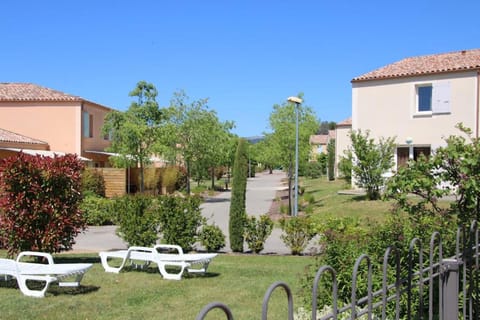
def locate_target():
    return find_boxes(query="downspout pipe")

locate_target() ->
[477,71,480,138]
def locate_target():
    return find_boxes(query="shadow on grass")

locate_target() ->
[123,266,220,279]
[0,279,100,296]
[349,195,369,202]
[54,256,101,264]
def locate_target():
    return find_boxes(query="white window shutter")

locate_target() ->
[432,81,451,114]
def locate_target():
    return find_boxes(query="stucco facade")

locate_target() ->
[352,72,478,151]
[350,49,480,175]
[0,83,114,167]
[334,118,351,177]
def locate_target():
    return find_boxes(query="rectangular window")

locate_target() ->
[417,85,432,112]
[414,146,430,160]
[83,111,93,138]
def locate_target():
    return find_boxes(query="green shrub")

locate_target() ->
[156,196,205,252]
[338,156,352,184]
[305,161,324,179]
[81,168,106,197]
[113,194,158,247]
[198,224,225,252]
[0,153,86,256]
[244,215,274,253]
[80,195,115,225]
[279,215,315,255]
[229,139,248,252]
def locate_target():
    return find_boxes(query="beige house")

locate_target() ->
[0,83,114,167]
[309,134,328,161]
[334,117,352,176]
[351,49,480,172]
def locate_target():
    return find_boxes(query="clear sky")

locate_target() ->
[1,1,479,137]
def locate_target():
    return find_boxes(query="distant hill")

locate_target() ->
[244,136,264,144]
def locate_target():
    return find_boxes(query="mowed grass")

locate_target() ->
[0,176,411,319]
[302,177,393,224]
[0,253,312,320]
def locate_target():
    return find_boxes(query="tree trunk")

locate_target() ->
[186,160,191,195]
[139,162,145,193]
[211,167,215,190]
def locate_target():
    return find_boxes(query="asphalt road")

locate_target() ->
[73,170,297,254]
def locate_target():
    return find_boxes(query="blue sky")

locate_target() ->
[1,1,479,137]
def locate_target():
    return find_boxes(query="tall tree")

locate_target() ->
[229,138,248,252]
[266,96,320,214]
[102,81,164,192]
[163,90,234,194]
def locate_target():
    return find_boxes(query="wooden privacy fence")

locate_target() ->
[88,168,126,198]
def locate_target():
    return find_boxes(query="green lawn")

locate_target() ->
[301,177,394,224]
[0,253,312,320]
[0,176,411,319]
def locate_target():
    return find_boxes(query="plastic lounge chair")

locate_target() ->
[99,244,217,280]
[0,251,92,298]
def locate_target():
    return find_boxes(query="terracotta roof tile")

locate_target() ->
[309,134,328,144]
[0,128,48,145]
[0,83,82,102]
[352,49,480,82]
[337,117,352,127]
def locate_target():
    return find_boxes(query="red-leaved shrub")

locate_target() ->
[0,152,86,256]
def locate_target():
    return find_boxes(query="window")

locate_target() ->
[414,146,430,161]
[417,85,432,112]
[416,82,451,114]
[83,111,93,138]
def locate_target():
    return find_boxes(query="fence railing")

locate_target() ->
[195,220,480,319]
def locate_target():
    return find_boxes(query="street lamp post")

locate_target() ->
[287,96,303,217]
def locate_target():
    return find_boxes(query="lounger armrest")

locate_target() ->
[17,251,54,264]
[154,244,184,254]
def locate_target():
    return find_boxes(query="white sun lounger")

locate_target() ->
[0,251,92,298]
[99,244,217,280]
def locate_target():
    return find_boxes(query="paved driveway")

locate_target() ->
[73,170,292,254]
[201,170,290,254]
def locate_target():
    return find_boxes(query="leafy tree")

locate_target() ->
[163,90,234,194]
[250,135,278,174]
[265,96,320,214]
[318,121,336,134]
[0,153,86,256]
[385,123,480,226]
[229,138,248,252]
[346,129,395,200]
[102,81,164,192]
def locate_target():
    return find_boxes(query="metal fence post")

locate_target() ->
[442,258,460,320]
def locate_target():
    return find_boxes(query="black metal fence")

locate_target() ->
[195,220,480,319]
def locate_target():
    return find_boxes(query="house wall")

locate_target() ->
[81,102,113,165]
[335,125,351,177]
[352,71,478,150]
[0,100,113,166]
[0,101,81,153]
